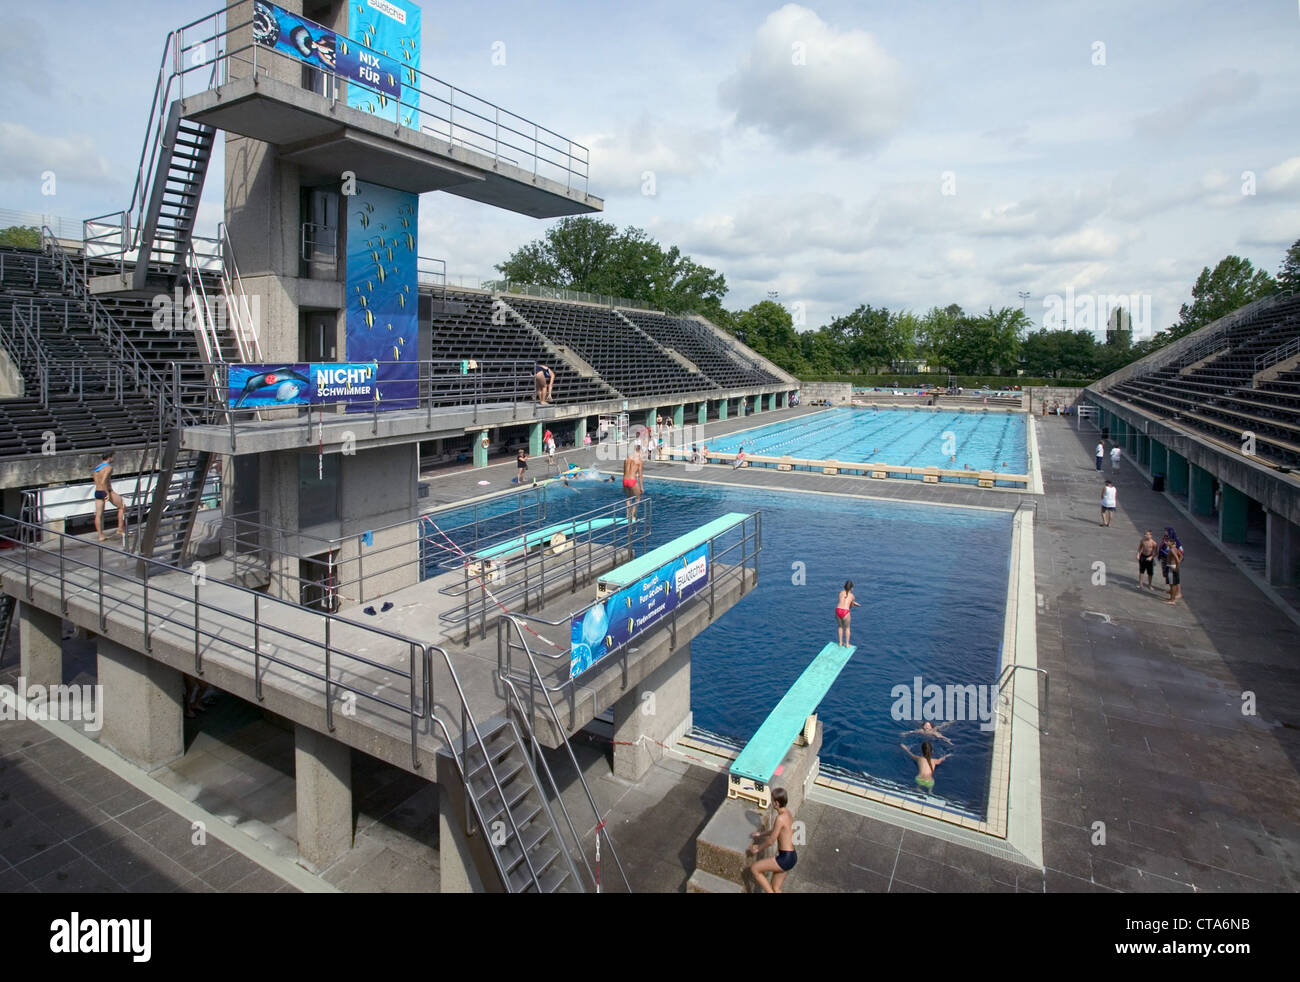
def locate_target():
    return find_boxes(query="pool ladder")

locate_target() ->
[996,664,1049,735]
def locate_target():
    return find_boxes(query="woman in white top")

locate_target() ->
[1100,480,1117,527]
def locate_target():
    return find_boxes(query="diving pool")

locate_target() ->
[708,407,1028,474]
[425,478,1014,817]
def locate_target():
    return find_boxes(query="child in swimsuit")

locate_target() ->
[902,740,947,791]
[835,580,861,647]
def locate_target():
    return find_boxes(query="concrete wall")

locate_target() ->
[0,346,22,398]
[1028,386,1086,412]
[335,444,420,603]
[798,382,851,405]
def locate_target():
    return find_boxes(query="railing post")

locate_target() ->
[194,576,202,674]
[143,562,151,653]
[98,543,106,630]
[254,592,263,700]
[324,615,334,731]
[708,538,715,619]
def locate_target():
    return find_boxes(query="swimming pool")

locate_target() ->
[426,478,1013,817]
[709,407,1027,474]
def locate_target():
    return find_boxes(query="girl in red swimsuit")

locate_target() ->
[836,580,860,647]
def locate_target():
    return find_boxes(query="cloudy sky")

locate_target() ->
[2,0,1297,338]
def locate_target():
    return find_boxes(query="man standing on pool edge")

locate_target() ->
[835,580,860,647]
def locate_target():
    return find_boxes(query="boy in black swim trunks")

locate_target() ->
[92,451,125,542]
[747,787,797,893]
[1136,530,1157,589]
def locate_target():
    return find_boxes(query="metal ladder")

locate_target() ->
[135,428,214,574]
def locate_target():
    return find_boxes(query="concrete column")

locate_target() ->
[260,451,300,602]
[1168,451,1189,495]
[717,399,728,421]
[673,404,684,427]
[778,392,787,409]
[1138,435,1149,467]
[573,416,587,449]
[294,724,354,872]
[697,402,707,425]
[438,780,486,893]
[96,637,184,769]
[736,398,746,418]
[1221,484,1249,544]
[1266,512,1300,586]
[473,428,489,467]
[18,603,62,688]
[1188,465,1215,516]
[611,641,692,782]
[1151,440,1167,478]
[528,421,542,458]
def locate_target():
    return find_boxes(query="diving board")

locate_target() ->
[729,642,855,808]
[471,517,629,563]
[597,512,749,596]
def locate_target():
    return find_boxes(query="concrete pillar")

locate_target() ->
[717,399,728,421]
[612,641,692,782]
[19,603,62,688]
[528,421,542,458]
[767,393,776,412]
[736,398,746,418]
[260,452,300,602]
[1189,465,1215,517]
[697,402,707,425]
[673,404,684,427]
[438,780,486,893]
[1168,451,1189,495]
[778,392,787,409]
[574,416,587,449]
[1220,484,1249,544]
[96,637,184,769]
[1151,440,1167,478]
[1138,435,1149,467]
[473,428,489,467]
[294,724,354,872]
[1266,511,1300,586]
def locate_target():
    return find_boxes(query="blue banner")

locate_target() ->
[347,0,421,128]
[569,543,710,680]
[228,362,378,408]
[252,2,405,114]
[345,181,418,411]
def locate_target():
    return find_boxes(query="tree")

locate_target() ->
[1172,255,1277,338]
[1278,238,1300,295]
[495,218,728,313]
[0,225,40,249]
[734,300,807,374]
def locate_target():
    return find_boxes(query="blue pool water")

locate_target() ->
[426,479,1013,816]
[709,408,1028,474]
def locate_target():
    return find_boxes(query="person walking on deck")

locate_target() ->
[92,452,125,542]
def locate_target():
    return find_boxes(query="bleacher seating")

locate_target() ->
[619,309,781,388]
[508,297,710,398]
[429,290,617,404]
[0,246,170,459]
[1108,294,1300,468]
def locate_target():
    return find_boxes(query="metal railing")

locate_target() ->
[483,280,670,315]
[0,303,49,404]
[996,663,1049,736]
[0,515,608,892]
[0,209,82,242]
[497,615,631,892]
[432,495,654,644]
[1255,334,1300,375]
[299,222,337,273]
[497,512,762,729]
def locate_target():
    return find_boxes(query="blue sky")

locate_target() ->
[1,0,1297,338]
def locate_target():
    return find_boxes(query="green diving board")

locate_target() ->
[472,517,629,562]
[598,512,751,589]
[730,643,856,784]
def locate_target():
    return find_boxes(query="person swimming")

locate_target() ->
[901,740,948,790]
[902,721,954,744]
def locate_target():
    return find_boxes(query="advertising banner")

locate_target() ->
[347,0,421,128]
[569,543,709,680]
[252,2,403,112]
[345,180,418,411]
[227,362,378,408]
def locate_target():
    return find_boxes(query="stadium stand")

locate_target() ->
[507,296,711,398]
[1107,293,1300,468]
[619,309,781,388]
[429,289,618,403]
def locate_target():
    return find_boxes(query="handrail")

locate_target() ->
[995,663,1048,735]
[497,616,631,893]
[217,222,261,362]
[1255,334,1300,375]
[0,303,50,405]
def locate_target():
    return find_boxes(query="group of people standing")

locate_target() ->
[1137,527,1185,605]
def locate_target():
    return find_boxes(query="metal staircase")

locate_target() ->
[136,107,217,290]
[459,715,581,892]
[136,429,214,573]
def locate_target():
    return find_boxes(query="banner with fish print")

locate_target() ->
[251,2,405,115]
[345,180,418,411]
[348,0,421,128]
[227,362,378,408]
[568,544,710,680]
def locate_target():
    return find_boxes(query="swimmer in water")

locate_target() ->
[901,740,948,791]
[902,721,954,744]
[835,580,861,647]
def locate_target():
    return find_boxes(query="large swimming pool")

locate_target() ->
[426,478,1013,817]
[708,408,1028,474]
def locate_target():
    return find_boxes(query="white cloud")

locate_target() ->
[581,114,722,196]
[718,4,909,153]
[0,122,114,187]
[1133,68,1259,140]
